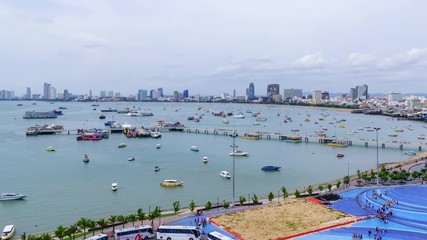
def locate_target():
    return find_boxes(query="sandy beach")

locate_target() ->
[212,199,356,240]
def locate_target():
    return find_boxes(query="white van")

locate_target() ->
[207,231,234,240]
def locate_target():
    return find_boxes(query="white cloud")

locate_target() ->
[291,53,328,69]
[346,52,377,66]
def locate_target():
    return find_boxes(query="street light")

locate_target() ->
[374,127,381,185]
[230,131,238,207]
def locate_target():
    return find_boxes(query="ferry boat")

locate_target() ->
[242,132,261,140]
[160,179,183,187]
[0,193,26,201]
[2,225,15,240]
[261,165,281,171]
[219,171,231,179]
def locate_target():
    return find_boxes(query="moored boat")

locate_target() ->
[154,166,160,172]
[111,183,118,191]
[336,154,345,158]
[2,225,15,240]
[118,143,127,148]
[160,179,183,187]
[83,154,90,163]
[46,146,55,152]
[219,171,231,179]
[156,144,161,149]
[190,146,199,152]
[128,157,135,161]
[229,151,249,156]
[203,157,208,163]
[241,132,261,140]
[0,193,26,201]
[261,165,281,171]
[404,151,416,156]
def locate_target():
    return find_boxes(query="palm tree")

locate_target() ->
[97,218,108,233]
[66,224,78,240]
[117,215,126,228]
[77,217,90,239]
[137,208,145,226]
[87,219,96,236]
[307,185,313,196]
[153,206,162,226]
[127,214,137,227]
[281,186,288,199]
[54,225,67,240]
[147,212,156,228]
[108,215,118,231]
[39,233,52,240]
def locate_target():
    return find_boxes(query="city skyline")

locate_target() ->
[1,1,427,96]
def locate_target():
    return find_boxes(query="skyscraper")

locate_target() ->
[283,88,303,100]
[157,88,163,98]
[138,89,148,100]
[26,87,31,99]
[43,82,51,100]
[350,84,368,100]
[246,83,255,101]
[183,89,189,98]
[267,84,280,100]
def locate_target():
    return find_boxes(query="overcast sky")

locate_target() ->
[1,0,427,96]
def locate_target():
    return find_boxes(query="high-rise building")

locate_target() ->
[246,83,255,101]
[388,92,403,106]
[173,91,180,101]
[312,90,322,104]
[150,89,159,100]
[267,84,280,100]
[64,89,71,101]
[114,92,121,98]
[100,91,107,98]
[26,87,31,99]
[350,84,368,100]
[49,86,57,100]
[283,88,303,100]
[43,82,51,99]
[183,89,189,98]
[137,89,148,100]
[107,91,114,98]
[321,91,329,100]
[157,88,163,98]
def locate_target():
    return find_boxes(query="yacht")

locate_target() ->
[111,183,118,191]
[2,225,15,240]
[229,151,249,156]
[0,193,26,201]
[220,171,231,179]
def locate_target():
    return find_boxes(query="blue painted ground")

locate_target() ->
[298,185,427,240]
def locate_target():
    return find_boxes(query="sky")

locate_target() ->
[1,0,427,97]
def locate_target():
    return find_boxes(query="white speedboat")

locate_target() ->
[0,193,26,201]
[220,171,231,179]
[156,144,161,149]
[203,157,208,163]
[229,151,249,156]
[46,146,55,152]
[118,143,127,148]
[2,225,15,240]
[111,183,118,191]
[128,157,135,161]
[190,146,199,152]
[233,113,245,119]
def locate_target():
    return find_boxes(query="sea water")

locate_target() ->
[0,101,425,236]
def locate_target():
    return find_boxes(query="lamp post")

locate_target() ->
[230,131,238,207]
[374,127,381,185]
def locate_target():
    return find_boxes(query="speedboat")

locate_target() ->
[156,144,161,149]
[83,154,90,163]
[233,113,245,119]
[229,151,249,156]
[2,225,15,240]
[190,146,199,152]
[128,157,135,161]
[46,146,55,152]
[220,171,231,179]
[154,166,160,172]
[0,193,26,201]
[118,143,127,148]
[261,165,281,171]
[404,151,417,156]
[111,183,118,191]
[160,179,184,187]
[150,132,161,138]
[203,157,208,163]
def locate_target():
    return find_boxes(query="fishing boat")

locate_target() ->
[2,225,15,240]
[261,165,281,171]
[154,166,160,172]
[203,157,208,163]
[325,140,348,148]
[190,146,199,152]
[0,193,26,201]
[111,183,118,191]
[46,146,55,152]
[219,171,231,179]
[160,179,184,187]
[83,154,89,163]
[229,151,249,156]
[118,143,127,148]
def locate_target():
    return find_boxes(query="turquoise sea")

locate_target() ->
[1,101,426,237]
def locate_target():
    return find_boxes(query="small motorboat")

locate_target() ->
[190,146,199,152]
[83,154,90,163]
[46,146,55,152]
[0,193,26,201]
[229,151,249,156]
[261,165,281,171]
[154,166,160,172]
[118,143,127,148]
[2,225,16,240]
[128,157,135,161]
[99,115,106,119]
[111,183,118,191]
[150,132,161,138]
[203,157,208,163]
[160,179,184,187]
[220,171,231,179]
[156,144,161,149]
[337,154,345,158]
[404,151,417,156]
